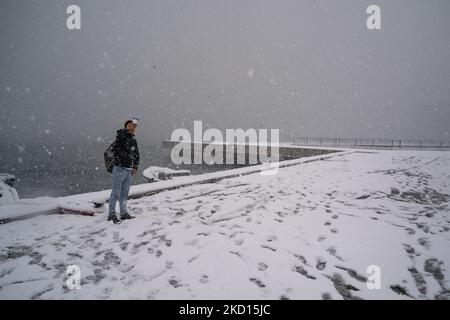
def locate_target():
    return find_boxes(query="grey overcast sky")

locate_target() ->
[1,0,450,145]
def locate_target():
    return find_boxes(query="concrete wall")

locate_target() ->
[162,141,337,165]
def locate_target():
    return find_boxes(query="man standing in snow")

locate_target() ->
[107,118,140,224]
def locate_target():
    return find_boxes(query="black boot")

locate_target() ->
[120,213,135,220]
[107,215,122,224]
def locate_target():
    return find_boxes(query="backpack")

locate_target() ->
[104,141,117,173]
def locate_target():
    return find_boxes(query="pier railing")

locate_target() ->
[292,137,450,149]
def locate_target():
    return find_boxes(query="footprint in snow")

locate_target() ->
[119,242,129,251]
[258,262,268,271]
[321,292,332,300]
[199,275,209,284]
[418,237,431,249]
[249,278,266,288]
[169,279,182,288]
[294,254,308,265]
[316,258,327,270]
[293,265,316,280]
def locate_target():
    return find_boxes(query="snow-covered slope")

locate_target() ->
[0,150,449,299]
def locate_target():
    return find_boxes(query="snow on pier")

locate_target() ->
[0,146,348,224]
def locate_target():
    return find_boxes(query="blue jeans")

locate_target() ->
[108,166,132,218]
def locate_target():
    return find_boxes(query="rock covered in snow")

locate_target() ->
[142,166,190,183]
[0,173,16,187]
[0,173,19,205]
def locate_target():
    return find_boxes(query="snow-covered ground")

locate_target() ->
[0,150,449,299]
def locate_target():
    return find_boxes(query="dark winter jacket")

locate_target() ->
[113,129,140,170]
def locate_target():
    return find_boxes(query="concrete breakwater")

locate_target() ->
[162,140,337,165]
